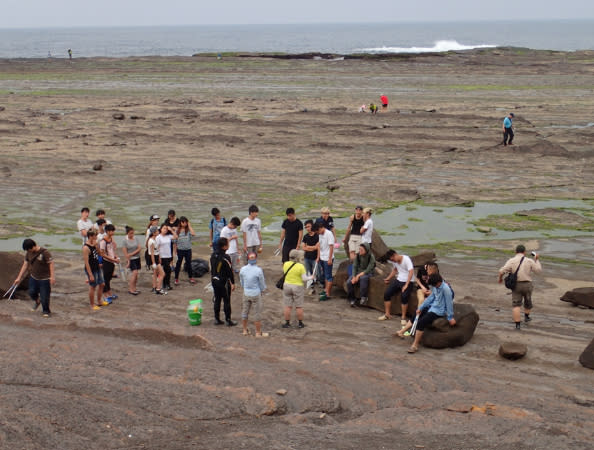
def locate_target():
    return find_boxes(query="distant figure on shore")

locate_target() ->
[47,51,52,58]
[369,103,378,114]
[502,112,514,146]
[380,94,389,110]
[359,104,366,112]
[68,49,72,60]
[498,244,542,329]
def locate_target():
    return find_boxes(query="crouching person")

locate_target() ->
[239,252,268,337]
[346,243,375,307]
[397,273,455,353]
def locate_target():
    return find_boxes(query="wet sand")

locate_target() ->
[1,50,594,449]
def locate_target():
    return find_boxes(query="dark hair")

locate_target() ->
[179,216,189,232]
[516,244,526,254]
[96,209,105,216]
[105,224,116,232]
[428,273,443,286]
[168,209,175,216]
[304,219,314,227]
[125,226,134,234]
[211,207,220,216]
[248,204,259,214]
[426,262,439,271]
[286,207,295,215]
[230,217,241,226]
[81,207,89,213]
[87,230,96,238]
[217,237,229,250]
[179,216,188,223]
[96,218,106,226]
[385,249,396,259]
[22,239,36,251]
[311,223,320,232]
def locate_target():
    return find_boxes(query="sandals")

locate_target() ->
[407,345,418,354]
[242,329,252,336]
[378,314,391,321]
[255,332,270,338]
[394,330,405,339]
[128,291,140,295]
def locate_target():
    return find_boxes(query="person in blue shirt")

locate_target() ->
[396,273,456,353]
[239,252,268,337]
[502,112,514,146]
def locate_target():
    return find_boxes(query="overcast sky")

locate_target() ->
[3,0,594,28]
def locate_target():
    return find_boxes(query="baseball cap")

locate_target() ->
[150,214,160,221]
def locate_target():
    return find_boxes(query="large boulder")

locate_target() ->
[421,303,479,349]
[560,287,594,309]
[335,231,436,315]
[499,342,528,360]
[0,251,28,297]
[343,229,389,260]
[579,338,594,370]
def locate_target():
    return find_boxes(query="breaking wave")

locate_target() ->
[356,40,497,54]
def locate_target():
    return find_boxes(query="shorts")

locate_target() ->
[512,281,533,309]
[151,254,161,266]
[85,268,104,287]
[283,283,305,308]
[241,294,263,321]
[347,235,362,254]
[129,258,141,271]
[320,260,333,282]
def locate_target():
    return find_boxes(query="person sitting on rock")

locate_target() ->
[396,273,455,354]
[346,243,375,307]
[416,262,439,308]
[381,249,415,323]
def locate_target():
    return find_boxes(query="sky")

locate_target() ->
[2,0,594,28]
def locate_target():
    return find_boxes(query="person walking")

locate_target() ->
[239,252,268,337]
[122,226,142,295]
[13,239,55,317]
[498,244,542,329]
[502,112,515,146]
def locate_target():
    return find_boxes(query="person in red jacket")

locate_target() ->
[380,94,389,110]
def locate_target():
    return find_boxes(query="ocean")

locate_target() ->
[0,20,593,58]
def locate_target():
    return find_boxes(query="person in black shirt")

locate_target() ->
[210,237,237,326]
[278,207,304,263]
[343,206,365,261]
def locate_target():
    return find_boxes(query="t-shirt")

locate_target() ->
[26,247,52,280]
[241,217,261,247]
[317,216,334,231]
[209,217,227,244]
[122,236,141,260]
[282,218,303,249]
[99,238,117,261]
[155,234,173,258]
[302,233,319,260]
[318,230,335,262]
[77,218,93,244]
[390,255,415,283]
[220,225,238,254]
[503,117,513,128]
[162,218,180,233]
[148,237,159,256]
[176,230,193,251]
[283,261,306,286]
[361,218,373,244]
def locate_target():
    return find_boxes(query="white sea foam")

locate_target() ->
[356,40,497,54]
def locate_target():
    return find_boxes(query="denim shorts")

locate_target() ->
[85,268,105,287]
[320,260,333,282]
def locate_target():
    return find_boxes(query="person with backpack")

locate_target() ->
[346,243,375,307]
[210,237,237,326]
[209,207,227,249]
[498,244,541,329]
[99,224,119,303]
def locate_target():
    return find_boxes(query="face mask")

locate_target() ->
[248,259,257,265]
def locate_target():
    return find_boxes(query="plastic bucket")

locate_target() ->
[187,299,203,326]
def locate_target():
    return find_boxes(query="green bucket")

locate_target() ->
[187,299,203,326]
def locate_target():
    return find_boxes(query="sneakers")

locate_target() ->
[255,332,270,338]
[349,299,356,307]
[298,321,305,329]
[103,297,113,304]
[31,301,41,312]
[360,297,368,306]
[155,289,166,295]
[151,287,156,293]
[189,278,196,284]
[524,315,532,323]
[42,313,50,318]
[378,314,390,321]
[282,322,291,328]
[174,279,180,285]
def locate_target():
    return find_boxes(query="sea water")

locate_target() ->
[0,20,593,58]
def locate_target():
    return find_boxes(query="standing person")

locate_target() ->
[147,226,165,295]
[381,249,415,324]
[380,94,389,110]
[278,207,303,263]
[95,219,107,243]
[502,112,515,146]
[343,206,365,261]
[346,243,375,307]
[162,209,180,272]
[77,207,93,246]
[122,226,141,295]
[83,230,106,310]
[360,207,374,245]
[13,239,55,317]
[174,216,196,285]
[239,252,268,337]
[99,224,119,303]
[210,237,237,326]
[282,249,310,329]
[68,48,72,60]
[94,209,111,229]
[242,204,262,262]
[397,274,455,354]
[318,207,336,240]
[209,208,227,249]
[145,215,160,240]
[301,219,319,293]
[220,217,241,273]
[498,244,542,329]
[156,224,178,291]
[315,222,335,301]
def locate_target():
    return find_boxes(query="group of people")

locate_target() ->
[13,202,542,352]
